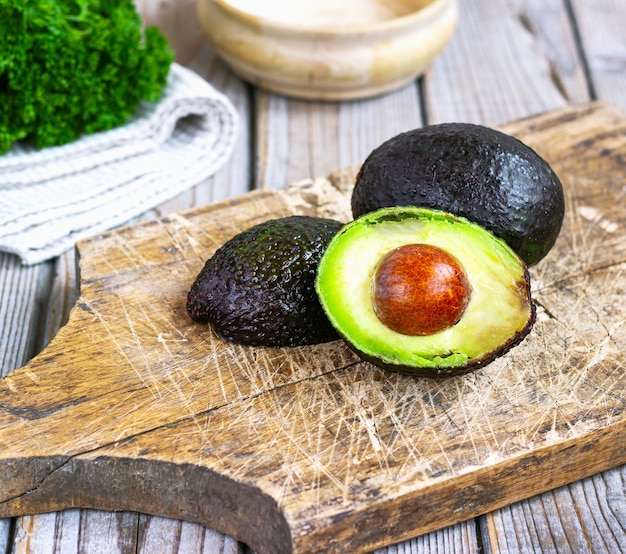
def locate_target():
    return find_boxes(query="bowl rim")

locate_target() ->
[211,0,453,36]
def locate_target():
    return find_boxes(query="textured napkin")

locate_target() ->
[0,63,239,265]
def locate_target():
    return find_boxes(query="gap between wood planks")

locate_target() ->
[563,0,598,101]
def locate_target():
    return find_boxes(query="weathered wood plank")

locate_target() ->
[136,513,242,554]
[376,522,480,554]
[424,0,585,125]
[9,509,243,554]
[0,517,9,552]
[37,253,78,350]
[570,0,626,111]
[0,256,50,378]
[255,87,424,191]
[481,467,626,553]
[11,511,139,554]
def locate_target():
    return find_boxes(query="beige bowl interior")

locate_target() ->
[198,0,458,100]
[221,0,439,30]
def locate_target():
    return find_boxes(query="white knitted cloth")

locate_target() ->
[0,63,239,265]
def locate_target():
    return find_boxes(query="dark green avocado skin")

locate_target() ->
[351,123,565,266]
[187,215,343,347]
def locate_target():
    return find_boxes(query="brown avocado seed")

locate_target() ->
[371,244,472,336]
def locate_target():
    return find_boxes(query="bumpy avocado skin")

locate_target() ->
[187,215,343,347]
[351,123,564,266]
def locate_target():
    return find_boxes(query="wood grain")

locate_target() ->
[11,510,241,554]
[570,0,626,112]
[1,102,626,554]
[424,0,587,125]
[481,469,626,552]
[0,257,48,377]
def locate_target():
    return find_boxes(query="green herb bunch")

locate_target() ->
[0,0,174,153]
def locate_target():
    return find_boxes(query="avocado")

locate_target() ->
[351,123,564,266]
[315,206,536,376]
[187,215,343,347]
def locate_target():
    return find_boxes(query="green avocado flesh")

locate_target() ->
[315,207,536,376]
[351,122,565,266]
[187,215,343,347]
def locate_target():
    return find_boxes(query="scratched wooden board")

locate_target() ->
[1,102,626,554]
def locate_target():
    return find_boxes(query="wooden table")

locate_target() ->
[2,0,625,552]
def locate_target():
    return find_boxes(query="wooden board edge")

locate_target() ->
[1,411,625,554]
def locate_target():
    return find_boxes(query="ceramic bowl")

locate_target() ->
[197,0,458,100]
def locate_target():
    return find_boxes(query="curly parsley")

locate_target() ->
[0,0,174,153]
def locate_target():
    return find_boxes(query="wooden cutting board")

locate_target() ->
[2,102,626,554]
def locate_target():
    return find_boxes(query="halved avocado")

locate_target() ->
[187,215,343,347]
[351,122,565,266]
[315,206,536,376]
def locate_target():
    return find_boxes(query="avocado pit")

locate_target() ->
[371,244,472,336]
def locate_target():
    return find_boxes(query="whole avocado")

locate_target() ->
[187,215,343,347]
[351,123,564,266]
